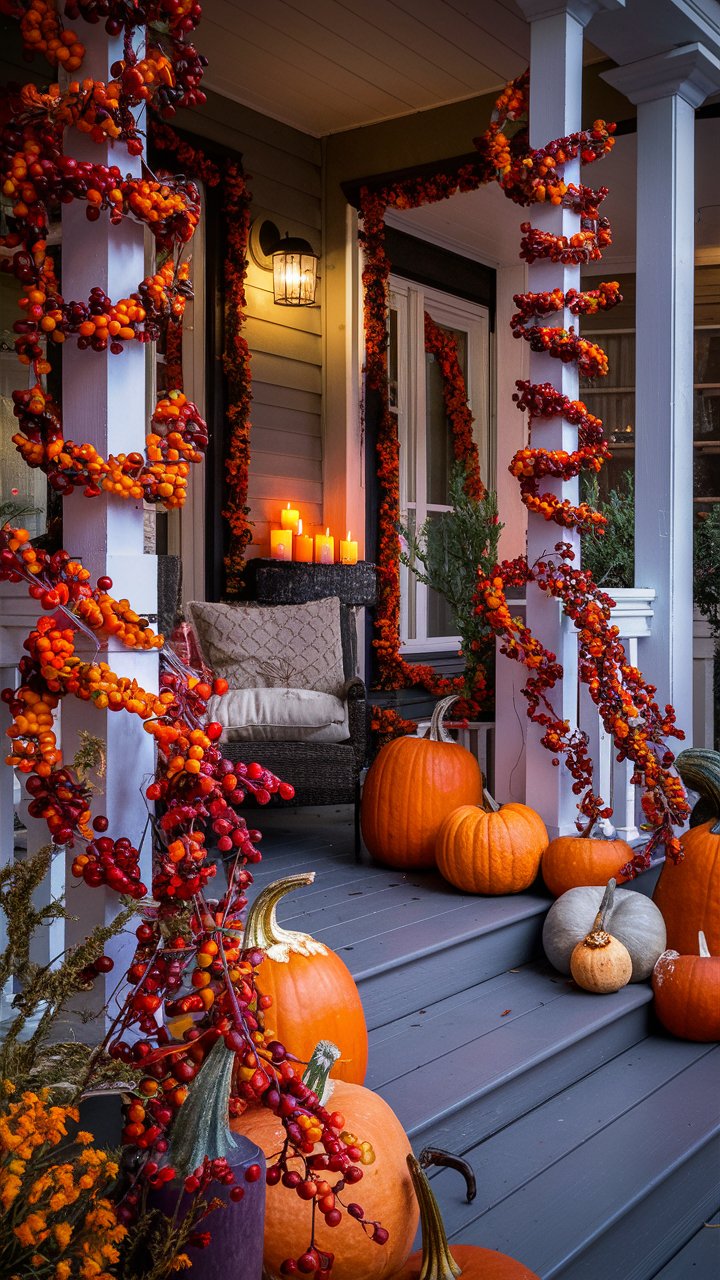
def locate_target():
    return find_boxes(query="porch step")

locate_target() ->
[650,1210,720,1278]
[366,961,653,1151]
[431,1037,720,1280]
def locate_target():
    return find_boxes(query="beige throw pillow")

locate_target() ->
[187,597,346,698]
[207,688,350,743]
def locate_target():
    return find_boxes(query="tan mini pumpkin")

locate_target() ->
[361,696,483,870]
[569,880,633,994]
[652,931,720,1042]
[542,819,632,898]
[436,790,548,895]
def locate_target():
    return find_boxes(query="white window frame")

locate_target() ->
[389,276,490,654]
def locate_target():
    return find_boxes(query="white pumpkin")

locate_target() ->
[543,878,667,981]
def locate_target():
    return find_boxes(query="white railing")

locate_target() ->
[494,590,716,839]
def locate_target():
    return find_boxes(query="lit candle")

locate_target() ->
[314,527,335,564]
[294,518,313,562]
[270,528,293,560]
[280,502,300,535]
[340,529,358,565]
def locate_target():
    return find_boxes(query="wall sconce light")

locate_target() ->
[249,218,319,307]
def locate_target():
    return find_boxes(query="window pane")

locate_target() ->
[425,511,457,639]
[695,389,720,439]
[583,391,635,443]
[403,508,417,641]
[695,329,720,384]
[426,325,467,505]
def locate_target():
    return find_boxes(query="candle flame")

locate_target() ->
[286,501,291,510]
[325,527,330,537]
[346,530,351,541]
[297,518,303,534]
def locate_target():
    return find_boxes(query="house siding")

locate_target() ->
[172,89,324,564]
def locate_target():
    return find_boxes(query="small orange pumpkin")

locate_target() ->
[653,749,720,954]
[652,931,720,1042]
[244,873,368,1084]
[569,880,633,994]
[392,1152,540,1280]
[436,790,548,894]
[541,819,632,898]
[233,1042,418,1280]
[361,696,483,870]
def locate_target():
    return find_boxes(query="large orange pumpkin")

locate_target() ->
[653,748,720,954]
[436,791,548,894]
[361,696,483,870]
[392,1154,540,1280]
[541,822,632,898]
[233,1043,418,1280]
[652,931,720,1042]
[245,872,368,1084]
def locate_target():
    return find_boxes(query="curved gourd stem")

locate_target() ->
[675,748,720,834]
[243,873,328,960]
[699,930,710,958]
[426,696,460,744]
[406,1154,462,1280]
[583,878,616,950]
[302,1040,340,1107]
[419,1148,477,1203]
[167,1036,237,1175]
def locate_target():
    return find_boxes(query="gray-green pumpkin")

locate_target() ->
[543,878,667,981]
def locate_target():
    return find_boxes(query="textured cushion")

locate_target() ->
[187,597,345,698]
[207,687,350,743]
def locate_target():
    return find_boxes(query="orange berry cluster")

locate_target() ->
[513,324,610,379]
[20,0,85,71]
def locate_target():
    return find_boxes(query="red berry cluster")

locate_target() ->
[519,218,612,265]
[73,832,147,898]
[512,323,609,379]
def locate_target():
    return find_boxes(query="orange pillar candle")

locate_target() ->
[280,502,300,535]
[315,527,335,564]
[270,528,293,560]
[294,519,313,562]
[340,530,358,565]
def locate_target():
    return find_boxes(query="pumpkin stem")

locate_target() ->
[406,1154,462,1280]
[427,696,460,744]
[580,814,596,839]
[482,788,500,814]
[167,1036,237,1176]
[419,1148,476,1204]
[583,878,616,950]
[244,873,329,961]
[699,930,711,958]
[302,1041,340,1107]
[674,749,719,833]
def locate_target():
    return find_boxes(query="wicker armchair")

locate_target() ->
[187,596,368,853]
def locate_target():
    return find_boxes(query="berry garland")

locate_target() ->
[151,121,255,594]
[470,73,689,872]
[2,7,383,1274]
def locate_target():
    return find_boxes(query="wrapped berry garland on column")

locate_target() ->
[1,4,385,1276]
[472,73,690,873]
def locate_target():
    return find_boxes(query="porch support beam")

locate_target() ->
[60,19,157,1029]
[604,45,720,746]
[513,0,622,836]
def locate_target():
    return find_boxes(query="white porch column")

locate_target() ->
[60,20,157,1028]
[603,46,720,748]
[513,0,623,836]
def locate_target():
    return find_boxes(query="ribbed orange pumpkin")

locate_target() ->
[435,791,548,894]
[653,749,720,954]
[233,1043,418,1280]
[392,1154,540,1280]
[652,931,720,1042]
[361,696,483,870]
[541,822,632,898]
[244,873,368,1084]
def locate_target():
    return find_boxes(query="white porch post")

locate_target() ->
[604,46,720,747]
[513,0,622,837]
[60,19,157,1029]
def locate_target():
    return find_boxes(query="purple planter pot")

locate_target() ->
[151,1134,266,1280]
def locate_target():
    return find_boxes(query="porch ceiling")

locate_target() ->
[201,0,574,137]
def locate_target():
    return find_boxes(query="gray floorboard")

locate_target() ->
[651,1213,720,1279]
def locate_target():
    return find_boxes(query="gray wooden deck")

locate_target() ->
[250,803,720,1280]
